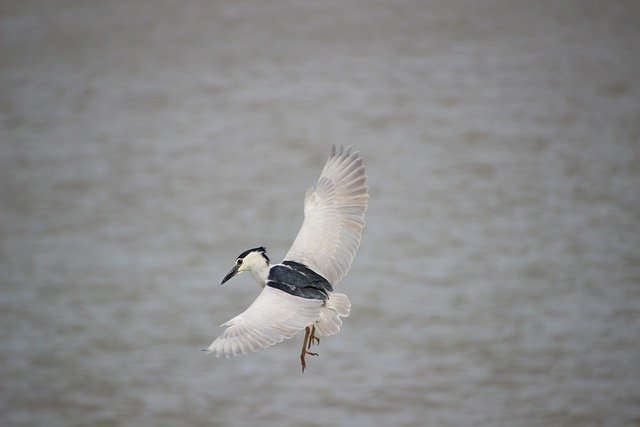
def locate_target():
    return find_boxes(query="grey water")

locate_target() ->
[2,1,639,426]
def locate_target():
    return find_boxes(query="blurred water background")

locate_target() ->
[2,1,640,426]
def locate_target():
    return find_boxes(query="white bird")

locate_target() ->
[206,145,368,372]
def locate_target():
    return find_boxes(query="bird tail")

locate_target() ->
[314,292,351,336]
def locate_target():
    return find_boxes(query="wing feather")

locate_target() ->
[285,146,368,285]
[205,286,323,358]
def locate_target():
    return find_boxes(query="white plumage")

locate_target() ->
[206,146,368,368]
[206,286,323,358]
[285,145,369,285]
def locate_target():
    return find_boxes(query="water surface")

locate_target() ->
[2,1,639,426]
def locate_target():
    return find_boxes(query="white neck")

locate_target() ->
[249,265,269,288]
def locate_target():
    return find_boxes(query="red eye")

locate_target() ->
[236,259,243,265]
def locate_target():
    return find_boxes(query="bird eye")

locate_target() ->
[236,259,243,265]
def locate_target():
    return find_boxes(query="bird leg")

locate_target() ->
[300,326,318,373]
[307,325,320,349]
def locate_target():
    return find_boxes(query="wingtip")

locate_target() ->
[329,145,363,165]
[344,145,352,157]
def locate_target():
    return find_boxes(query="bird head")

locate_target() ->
[221,247,270,285]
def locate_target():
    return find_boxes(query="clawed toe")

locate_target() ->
[308,325,320,349]
[300,326,321,372]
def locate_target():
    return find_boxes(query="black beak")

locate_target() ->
[221,265,239,285]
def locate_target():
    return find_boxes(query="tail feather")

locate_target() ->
[315,292,351,337]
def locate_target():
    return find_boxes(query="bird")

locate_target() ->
[205,145,368,372]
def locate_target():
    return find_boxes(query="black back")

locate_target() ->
[267,261,333,300]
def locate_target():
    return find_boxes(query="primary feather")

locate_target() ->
[206,286,323,357]
[285,145,369,285]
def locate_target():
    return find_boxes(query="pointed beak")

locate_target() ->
[221,265,239,285]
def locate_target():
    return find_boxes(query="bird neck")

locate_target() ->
[248,262,269,288]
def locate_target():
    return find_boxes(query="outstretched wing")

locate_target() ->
[284,145,368,285]
[205,286,323,358]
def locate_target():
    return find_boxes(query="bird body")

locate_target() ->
[206,146,368,371]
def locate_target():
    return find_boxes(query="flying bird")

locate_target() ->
[205,145,368,372]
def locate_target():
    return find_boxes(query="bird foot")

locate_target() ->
[300,326,320,372]
[300,350,318,373]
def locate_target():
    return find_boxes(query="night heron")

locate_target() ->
[205,145,368,372]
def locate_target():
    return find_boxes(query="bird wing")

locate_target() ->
[205,286,323,358]
[284,145,368,285]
